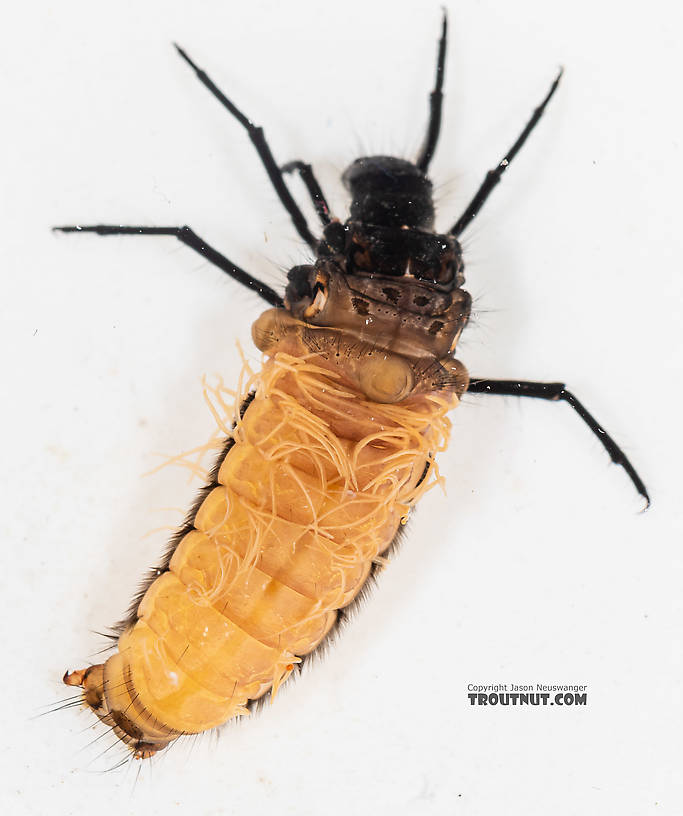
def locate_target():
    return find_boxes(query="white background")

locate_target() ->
[2,0,682,813]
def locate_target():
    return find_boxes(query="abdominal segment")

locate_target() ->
[66,350,458,757]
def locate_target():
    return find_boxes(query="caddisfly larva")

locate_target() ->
[55,13,648,760]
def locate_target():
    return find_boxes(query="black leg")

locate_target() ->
[52,224,283,307]
[173,45,317,250]
[416,11,448,172]
[450,69,563,237]
[467,378,649,507]
[281,161,332,227]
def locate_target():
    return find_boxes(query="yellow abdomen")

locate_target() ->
[67,350,456,756]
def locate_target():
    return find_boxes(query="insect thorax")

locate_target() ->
[256,211,470,404]
[271,153,470,404]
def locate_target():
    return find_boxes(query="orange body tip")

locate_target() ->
[133,746,159,760]
[63,668,87,687]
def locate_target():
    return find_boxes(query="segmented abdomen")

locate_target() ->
[76,351,455,754]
